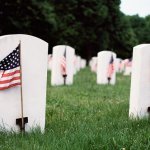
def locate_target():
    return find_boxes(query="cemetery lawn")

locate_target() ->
[1,67,150,150]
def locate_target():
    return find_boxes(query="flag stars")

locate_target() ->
[0,46,20,71]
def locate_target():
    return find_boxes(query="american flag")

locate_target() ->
[0,45,21,90]
[60,56,66,76]
[60,47,67,76]
[107,55,114,79]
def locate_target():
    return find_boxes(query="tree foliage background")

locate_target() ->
[0,0,150,60]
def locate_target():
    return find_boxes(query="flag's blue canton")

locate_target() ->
[0,46,20,71]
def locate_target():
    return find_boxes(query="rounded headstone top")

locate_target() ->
[134,44,150,49]
[53,45,74,50]
[0,34,48,44]
[98,50,116,56]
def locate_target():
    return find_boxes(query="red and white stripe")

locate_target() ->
[60,56,67,75]
[107,64,114,79]
[0,66,21,90]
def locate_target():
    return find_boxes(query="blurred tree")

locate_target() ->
[144,15,150,43]
[52,0,137,59]
[100,0,137,58]
[112,13,138,58]
[52,0,109,60]
[129,15,146,43]
[129,15,150,44]
[0,0,57,52]
[0,0,147,60]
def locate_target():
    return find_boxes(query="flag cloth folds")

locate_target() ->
[0,44,21,90]
[61,47,67,76]
[107,55,114,80]
[60,56,66,76]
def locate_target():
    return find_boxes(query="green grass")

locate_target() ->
[1,67,150,150]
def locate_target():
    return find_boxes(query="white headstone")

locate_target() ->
[124,59,132,76]
[80,59,86,69]
[129,44,150,118]
[51,45,75,85]
[97,51,116,85]
[0,34,48,132]
[115,58,122,73]
[119,59,125,73]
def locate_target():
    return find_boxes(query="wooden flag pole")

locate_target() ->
[16,41,28,132]
[63,45,67,85]
[108,77,111,85]
[19,40,25,131]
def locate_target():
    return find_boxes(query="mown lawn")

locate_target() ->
[0,67,150,150]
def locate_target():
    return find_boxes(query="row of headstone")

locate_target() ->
[114,58,132,75]
[0,35,87,132]
[89,54,132,80]
[90,47,150,119]
[50,44,148,120]
[2,34,146,131]
[48,45,86,86]
[90,46,150,120]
